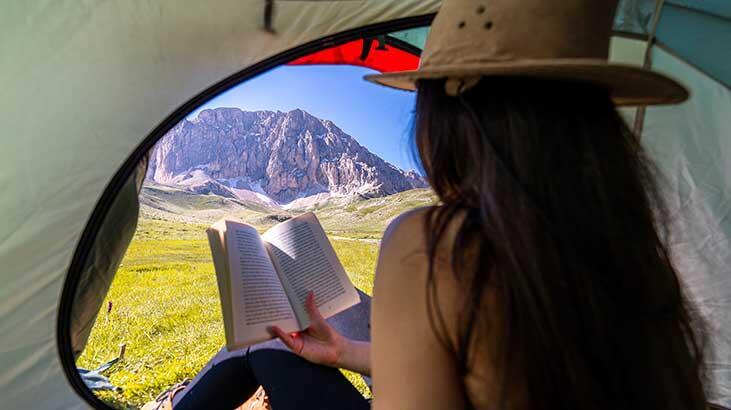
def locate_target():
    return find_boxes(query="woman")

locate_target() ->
[270,0,709,409]
[165,1,708,409]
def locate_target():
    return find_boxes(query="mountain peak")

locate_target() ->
[286,108,308,116]
[148,108,427,204]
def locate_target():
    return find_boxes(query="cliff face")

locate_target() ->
[147,107,426,204]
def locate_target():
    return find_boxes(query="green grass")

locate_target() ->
[75,237,223,408]
[128,218,209,241]
[331,239,378,295]
[77,217,379,408]
[314,188,438,238]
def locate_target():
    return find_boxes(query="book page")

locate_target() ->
[262,213,360,329]
[206,220,235,348]
[224,220,299,349]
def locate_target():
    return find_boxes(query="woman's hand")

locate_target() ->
[269,291,371,376]
[269,292,346,367]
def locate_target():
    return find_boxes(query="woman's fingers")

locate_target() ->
[269,326,303,355]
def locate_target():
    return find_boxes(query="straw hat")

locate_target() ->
[365,0,688,105]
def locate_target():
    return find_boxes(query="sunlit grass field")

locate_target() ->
[76,218,378,409]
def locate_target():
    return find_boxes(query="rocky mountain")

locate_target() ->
[146,108,427,204]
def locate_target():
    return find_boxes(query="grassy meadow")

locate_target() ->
[76,217,380,409]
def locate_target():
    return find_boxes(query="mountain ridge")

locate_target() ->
[146,107,426,205]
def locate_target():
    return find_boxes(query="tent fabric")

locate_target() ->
[613,0,731,90]
[667,0,731,20]
[70,157,146,358]
[0,1,439,409]
[288,38,420,72]
[643,47,731,408]
[1,1,729,409]
[614,0,655,35]
[655,2,731,88]
[390,26,431,50]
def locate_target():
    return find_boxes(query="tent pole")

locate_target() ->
[633,0,666,139]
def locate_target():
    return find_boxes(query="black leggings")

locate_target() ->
[173,345,369,410]
[174,291,372,410]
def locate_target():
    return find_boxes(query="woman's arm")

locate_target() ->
[270,292,371,376]
[336,339,371,376]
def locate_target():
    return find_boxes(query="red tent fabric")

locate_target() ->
[288,38,419,72]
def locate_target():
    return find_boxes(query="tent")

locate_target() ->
[0,1,728,408]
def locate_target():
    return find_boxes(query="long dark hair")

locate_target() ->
[414,78,707,410]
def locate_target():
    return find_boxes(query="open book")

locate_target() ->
[207,212,360,350]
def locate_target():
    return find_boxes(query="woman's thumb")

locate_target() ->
[305,291,326,324]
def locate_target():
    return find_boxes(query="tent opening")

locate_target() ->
[58,22,431,410]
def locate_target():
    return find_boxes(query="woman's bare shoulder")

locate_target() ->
[381,206,433,246]
[381,205,466,261]
[376,207,433,285]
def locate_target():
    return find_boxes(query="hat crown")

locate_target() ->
[421,0,619,69]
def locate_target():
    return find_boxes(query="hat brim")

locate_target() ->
[364,59,689,106]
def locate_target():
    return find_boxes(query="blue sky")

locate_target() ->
[187,65,419,171]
